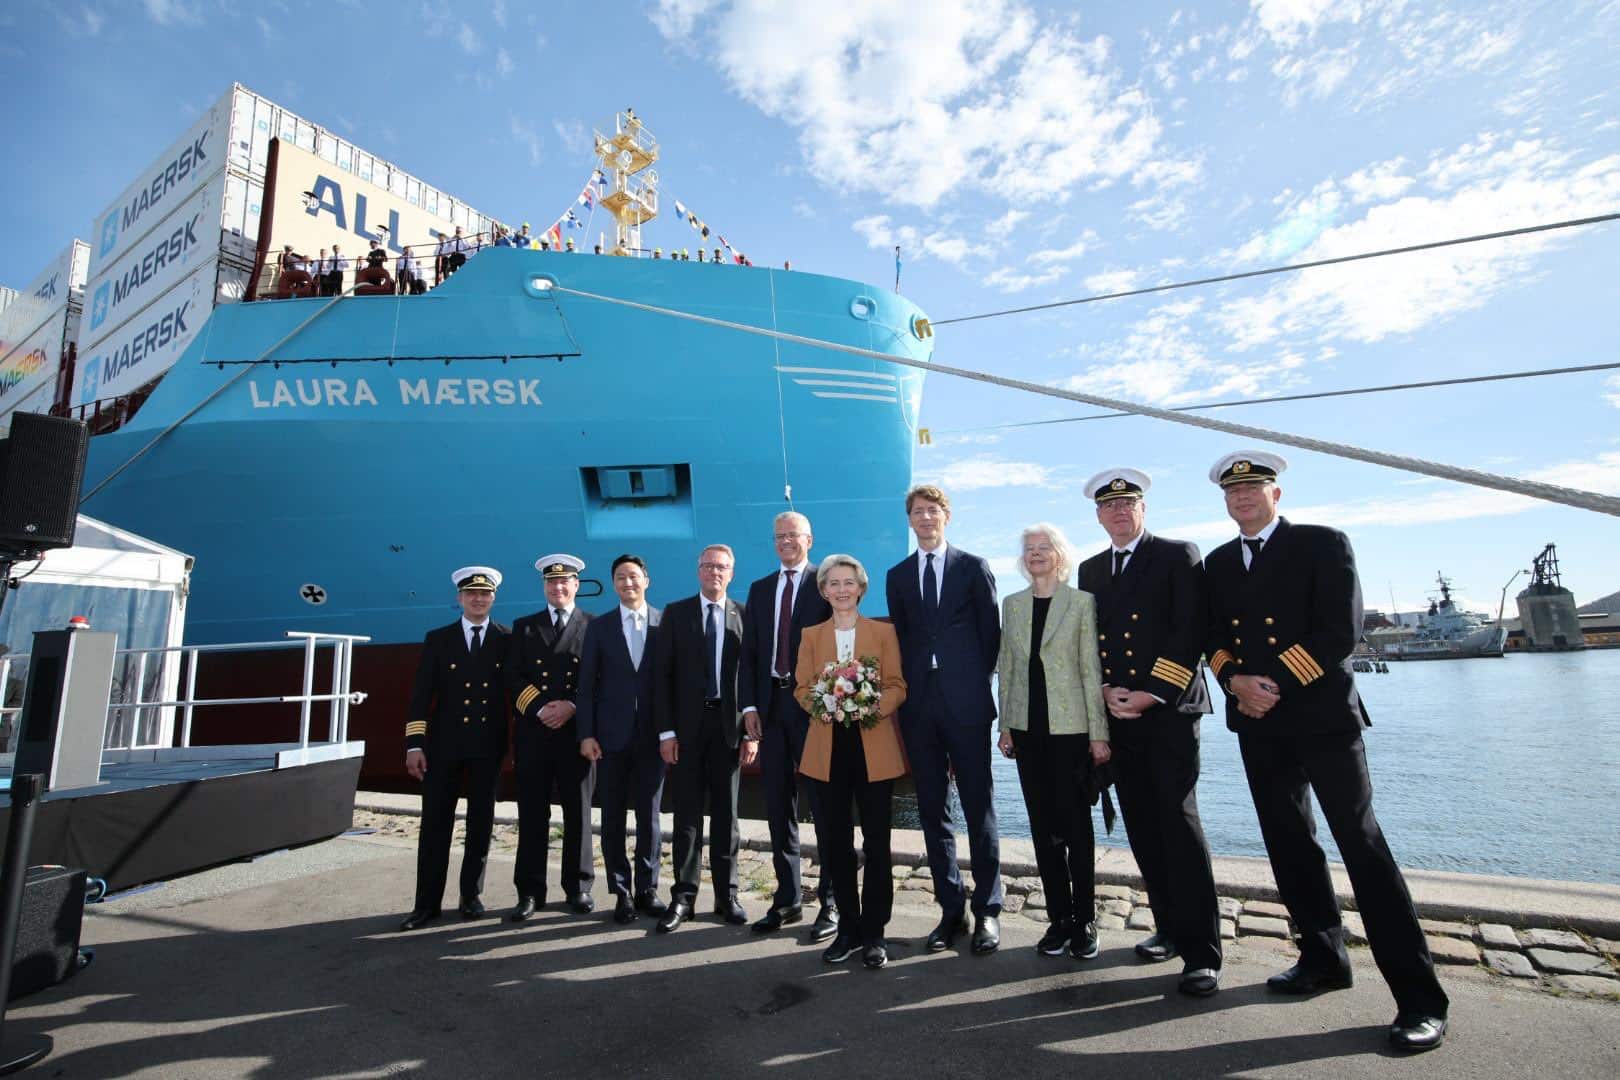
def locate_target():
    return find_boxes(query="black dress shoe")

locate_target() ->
[1069,921,1100,960]
[1178,968,1221,997]
[863,940,889,969]
[926,912,969,952]
[716,897,748,925]
[458,896,485,919]
[397,907,442,932]
[1266,963,1353,995]
[1389,1013,1447,1052]
[636,891,668,917]
[1036,919,1073,957]
[566,893,595,915]
[613,895,638,924]
[507,896,538,923]
[752,905,803,934]
[972,914,1000,955]
[656,899,692,933]
[810,904,840,944]
[821,933,860,964]
[1135,931,1178,962]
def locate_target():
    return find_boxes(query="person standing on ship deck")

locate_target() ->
[505,555,597,921]
[1203,450,1449,1052]
[399,567,510,931]
[1077,468,1222,998]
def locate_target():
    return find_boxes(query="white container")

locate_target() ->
[0,307,74,430]
[75,257,222,406]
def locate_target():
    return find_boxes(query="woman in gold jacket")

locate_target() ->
[796,553,907,969]
[996,522,1110,961]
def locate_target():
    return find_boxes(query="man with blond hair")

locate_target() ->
[885,485,1004,955]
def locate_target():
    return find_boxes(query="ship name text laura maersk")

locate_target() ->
[246,374,544,409]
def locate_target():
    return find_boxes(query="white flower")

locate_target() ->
[842,699,857,713]
[821,694,837,713]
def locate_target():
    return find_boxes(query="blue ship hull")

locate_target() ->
[82,251,932,646]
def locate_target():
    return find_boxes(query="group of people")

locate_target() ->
[400,451,1449,1054]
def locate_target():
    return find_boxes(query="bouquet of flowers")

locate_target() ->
[805,655,884,730]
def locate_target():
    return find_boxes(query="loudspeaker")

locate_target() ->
[0,412,89,557]
[6,866,87,1002]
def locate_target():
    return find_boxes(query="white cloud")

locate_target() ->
[143,0,201,24]
[1342,157,1413,203]
[509,115,541,166]
[457,21,481,53]
[1082,269,1143,293]
[552,119,588,157]
[1251,0,1367,50]
[254,14,273,40]
[495,47,513,77]
[916,455,1058,491]
[1027,235,1094,266]
[492,0,507,28]
[1606,375,1620,409]
[851,215,975,266]
[652,0,1176,209]
[981,264,1067,294]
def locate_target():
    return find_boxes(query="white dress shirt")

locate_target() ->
[835,625,856,662]
[1240,518,1281,570]
[771,561,811,678]
[917,542,947,667]
[1111,529,1145,574]
[620,603,649,669]
[461,615,490,651]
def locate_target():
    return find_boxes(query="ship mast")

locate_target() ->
[593,108,660,254]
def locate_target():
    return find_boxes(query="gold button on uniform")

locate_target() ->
[1131,613,1139,621]
[1104,668,1112,676]
[1236,658,1245,666]
[1099,633,1107,641]
[1129,669,1137,676]
[1123,632,1132,640]
[1234,638,1242,645]
[1125,650,1133,657]
[1268,636,1278,645]
[1231,619,1240,627]
[1265,617,1274,625]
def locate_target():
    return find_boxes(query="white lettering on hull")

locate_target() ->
[249,376,540,409]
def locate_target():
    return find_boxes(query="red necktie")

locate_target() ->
[774,570,796,675]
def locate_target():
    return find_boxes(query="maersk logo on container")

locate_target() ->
[32,273,59,302]
[99,128,211,257]
[89,214,204,332]
[89,298,191,391]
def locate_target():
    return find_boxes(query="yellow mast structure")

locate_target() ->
[593,108,659,254]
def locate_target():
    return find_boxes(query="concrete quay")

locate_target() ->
[8,809,1617,1079]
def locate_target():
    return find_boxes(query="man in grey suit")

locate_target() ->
[578,554,667,924]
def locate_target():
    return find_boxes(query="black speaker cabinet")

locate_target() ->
[0,412,90,556]
[7,866,87,1001]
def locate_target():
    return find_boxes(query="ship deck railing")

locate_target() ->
[0,630,369,769]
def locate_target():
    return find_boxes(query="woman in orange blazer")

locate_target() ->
[796,553,907,969]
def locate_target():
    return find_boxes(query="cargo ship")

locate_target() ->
[1,87,933,790]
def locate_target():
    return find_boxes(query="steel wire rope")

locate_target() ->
[543,282,1620,518]
[931,212,1620,326]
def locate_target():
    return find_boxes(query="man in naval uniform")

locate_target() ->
[1076,468,1222,998]
[505,555,597,921]
[399,567,510,931]
[1204,450,1449,1052]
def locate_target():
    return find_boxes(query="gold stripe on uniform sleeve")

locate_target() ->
[1150,658,1193,691]
[1209,649,1234,677]
[515,685,539,713]
[1277,650,1311,684]
[405,720,428,735]
[1282,644,1324,683]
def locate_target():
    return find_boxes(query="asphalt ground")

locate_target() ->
[7,831,1618,1079]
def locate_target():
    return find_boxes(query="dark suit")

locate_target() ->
[506,607,595,901]
[1079,532,1221,971]
[739,565,832,908]
[405,619,509,912]
[577,605,664,898]
[653,594,745,905]
[885,544,1004,917]
[1206,518,1447,1018]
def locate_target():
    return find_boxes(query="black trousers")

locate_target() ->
[322,270,342,296]
[901,673,1003,916]
[669,707,742,904]
[446,252,466,276]
[1011,729,1093,927]
[1239,730,1449,1018]
[758,684,830,908]
[597,738,665,898]
[414,752,500,911]
[1112,718,1222,971]
[513,728,596,900]
[810,723,894,943]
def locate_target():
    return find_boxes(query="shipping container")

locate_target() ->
[74,258,233,406]
[0,240,89,425]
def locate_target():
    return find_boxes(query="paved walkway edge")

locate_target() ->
[354,790,1620,937]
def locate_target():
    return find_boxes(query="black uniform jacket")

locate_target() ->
[505,608,594,745]
[1204,518,1370,735]
[405,620,512,760]
[1077,531,1211,723]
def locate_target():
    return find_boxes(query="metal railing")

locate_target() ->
[0,631,369,754]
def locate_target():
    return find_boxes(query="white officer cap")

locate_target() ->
[452,566,503,591]
[534,554,585,578]
[1209,450,1288,487]
[1084,467,1151,503]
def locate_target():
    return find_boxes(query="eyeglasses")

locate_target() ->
[1101,499,1142,511]
[773,532,806,541]
[699,562,733,572]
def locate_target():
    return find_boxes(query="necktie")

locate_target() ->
[469,623,482,661]
[923,552,938,620]
[774,570,796,675]
[1243,537,1264,569]
[1113,550,1128,579]
[553,607,566,631]
[627,613,644,669]
[704,602,721,699]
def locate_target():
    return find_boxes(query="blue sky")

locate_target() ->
[3,0,1618,613]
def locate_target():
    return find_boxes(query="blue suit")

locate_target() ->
[577,605,664,898]
[885,544,1004,916]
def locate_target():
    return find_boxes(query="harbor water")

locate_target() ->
[965,648,1620,886]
